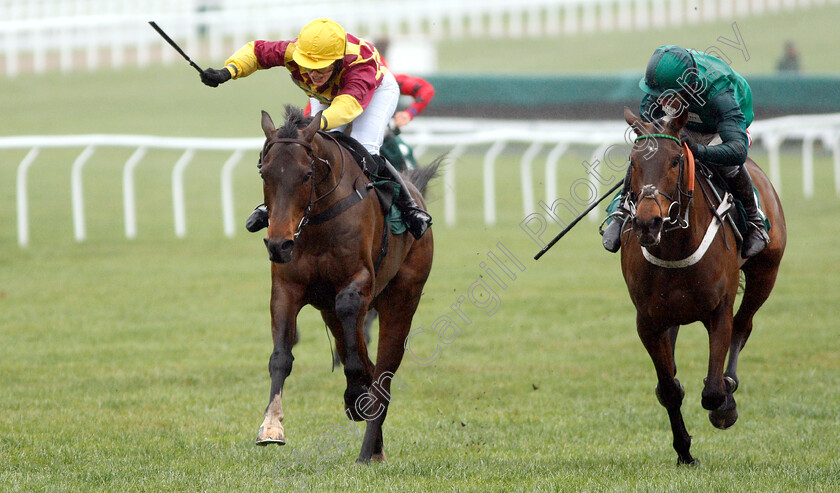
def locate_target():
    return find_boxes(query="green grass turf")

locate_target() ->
[1,140,838,491]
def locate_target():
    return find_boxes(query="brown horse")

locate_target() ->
[254,106,438,463]
[619,107,786,465]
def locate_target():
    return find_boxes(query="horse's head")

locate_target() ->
[624,103,689,247]
[259,106,326,263]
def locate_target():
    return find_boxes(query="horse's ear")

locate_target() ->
[261,110,276,139]
[624,107,645,136]
[300,111,321,143]
[666,102,690,134]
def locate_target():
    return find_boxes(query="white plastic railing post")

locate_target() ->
[221,149,245,238]
[545,142,570,204]
[765,134,782,196]
[483,140,505,226]
[669,0,685,26]
[802,135,815,198]
[172,149,196,238]
[122,147,148,240]
[71,146,97,242]
[16,148,41,248]
[445,144,466,227]
[6,28,19,77]
[520,142,542,217]
[564,2,579,34]
[588,142,613,221]
[832,132,840,197]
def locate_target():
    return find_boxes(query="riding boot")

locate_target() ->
[601,166,633,253]
[245,204,269,233]
[376,155,432,239]
[722,165,770,257]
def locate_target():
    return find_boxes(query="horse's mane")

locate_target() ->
[277,104,314,139]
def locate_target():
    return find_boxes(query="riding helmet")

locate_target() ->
[639,45,698,96]
[293,18,347,70]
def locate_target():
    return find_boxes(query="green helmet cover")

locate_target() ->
[639,45,697,95]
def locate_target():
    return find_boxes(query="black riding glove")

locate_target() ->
[681,136,700,158]
[201,67,232,87]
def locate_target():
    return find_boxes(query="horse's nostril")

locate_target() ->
[264,238,269,246]
[280,239,295,252]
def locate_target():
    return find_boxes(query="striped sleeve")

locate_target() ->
[395,73,435,118]
[320,94,364,130]
[224,42,261,78]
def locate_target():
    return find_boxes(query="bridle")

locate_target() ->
[629,133,695,233]
[258,131,348,238]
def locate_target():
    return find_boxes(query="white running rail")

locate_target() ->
[3,114,839,247]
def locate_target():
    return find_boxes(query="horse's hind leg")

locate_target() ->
[355,272,424,463]
[703,299,738,430]
[638,317,695,465]
[332,310,376,369]
[726,257,783,392]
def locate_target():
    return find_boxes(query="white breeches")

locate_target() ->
[309,69,399,155]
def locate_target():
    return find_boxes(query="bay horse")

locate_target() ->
[619,107,786,465]
[254,106,438,463]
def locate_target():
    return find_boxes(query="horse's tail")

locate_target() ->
[404,155,445,196]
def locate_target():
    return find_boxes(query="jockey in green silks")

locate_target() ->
[601,45,769,258]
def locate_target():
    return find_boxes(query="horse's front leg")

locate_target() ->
[638,315,696,465]
[335,270,375,422]
[256,281,304,446]
[703,300,738,430]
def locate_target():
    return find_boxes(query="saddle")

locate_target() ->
[696,162,771,238]
[321,130,408,272]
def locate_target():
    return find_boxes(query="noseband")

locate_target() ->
[259,133,346,238]
[630,134,695,232]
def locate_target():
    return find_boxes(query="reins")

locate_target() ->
[630,133,736,268]
[631,134,695,232]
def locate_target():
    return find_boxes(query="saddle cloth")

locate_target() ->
[323,131,407,235]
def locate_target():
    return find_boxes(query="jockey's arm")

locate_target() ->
[224,41,294,78]
[693,90,748,168]
[395,73,435,121]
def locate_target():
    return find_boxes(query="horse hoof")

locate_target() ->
[708,394,738,429]
[256,425,286,446]
[677,457,699,467]
[370,452,386,463]
[344,385,370,422]
[709,407,738,429]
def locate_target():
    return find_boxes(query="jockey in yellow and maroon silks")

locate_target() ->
[200,18,432,239]
[223,33,386,133]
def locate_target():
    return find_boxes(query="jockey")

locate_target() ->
[303,41,436,171]
[602,45,770,258]
[200,18,432,239]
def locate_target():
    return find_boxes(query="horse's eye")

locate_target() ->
[671,156,681,168]
[303,171,313,183]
